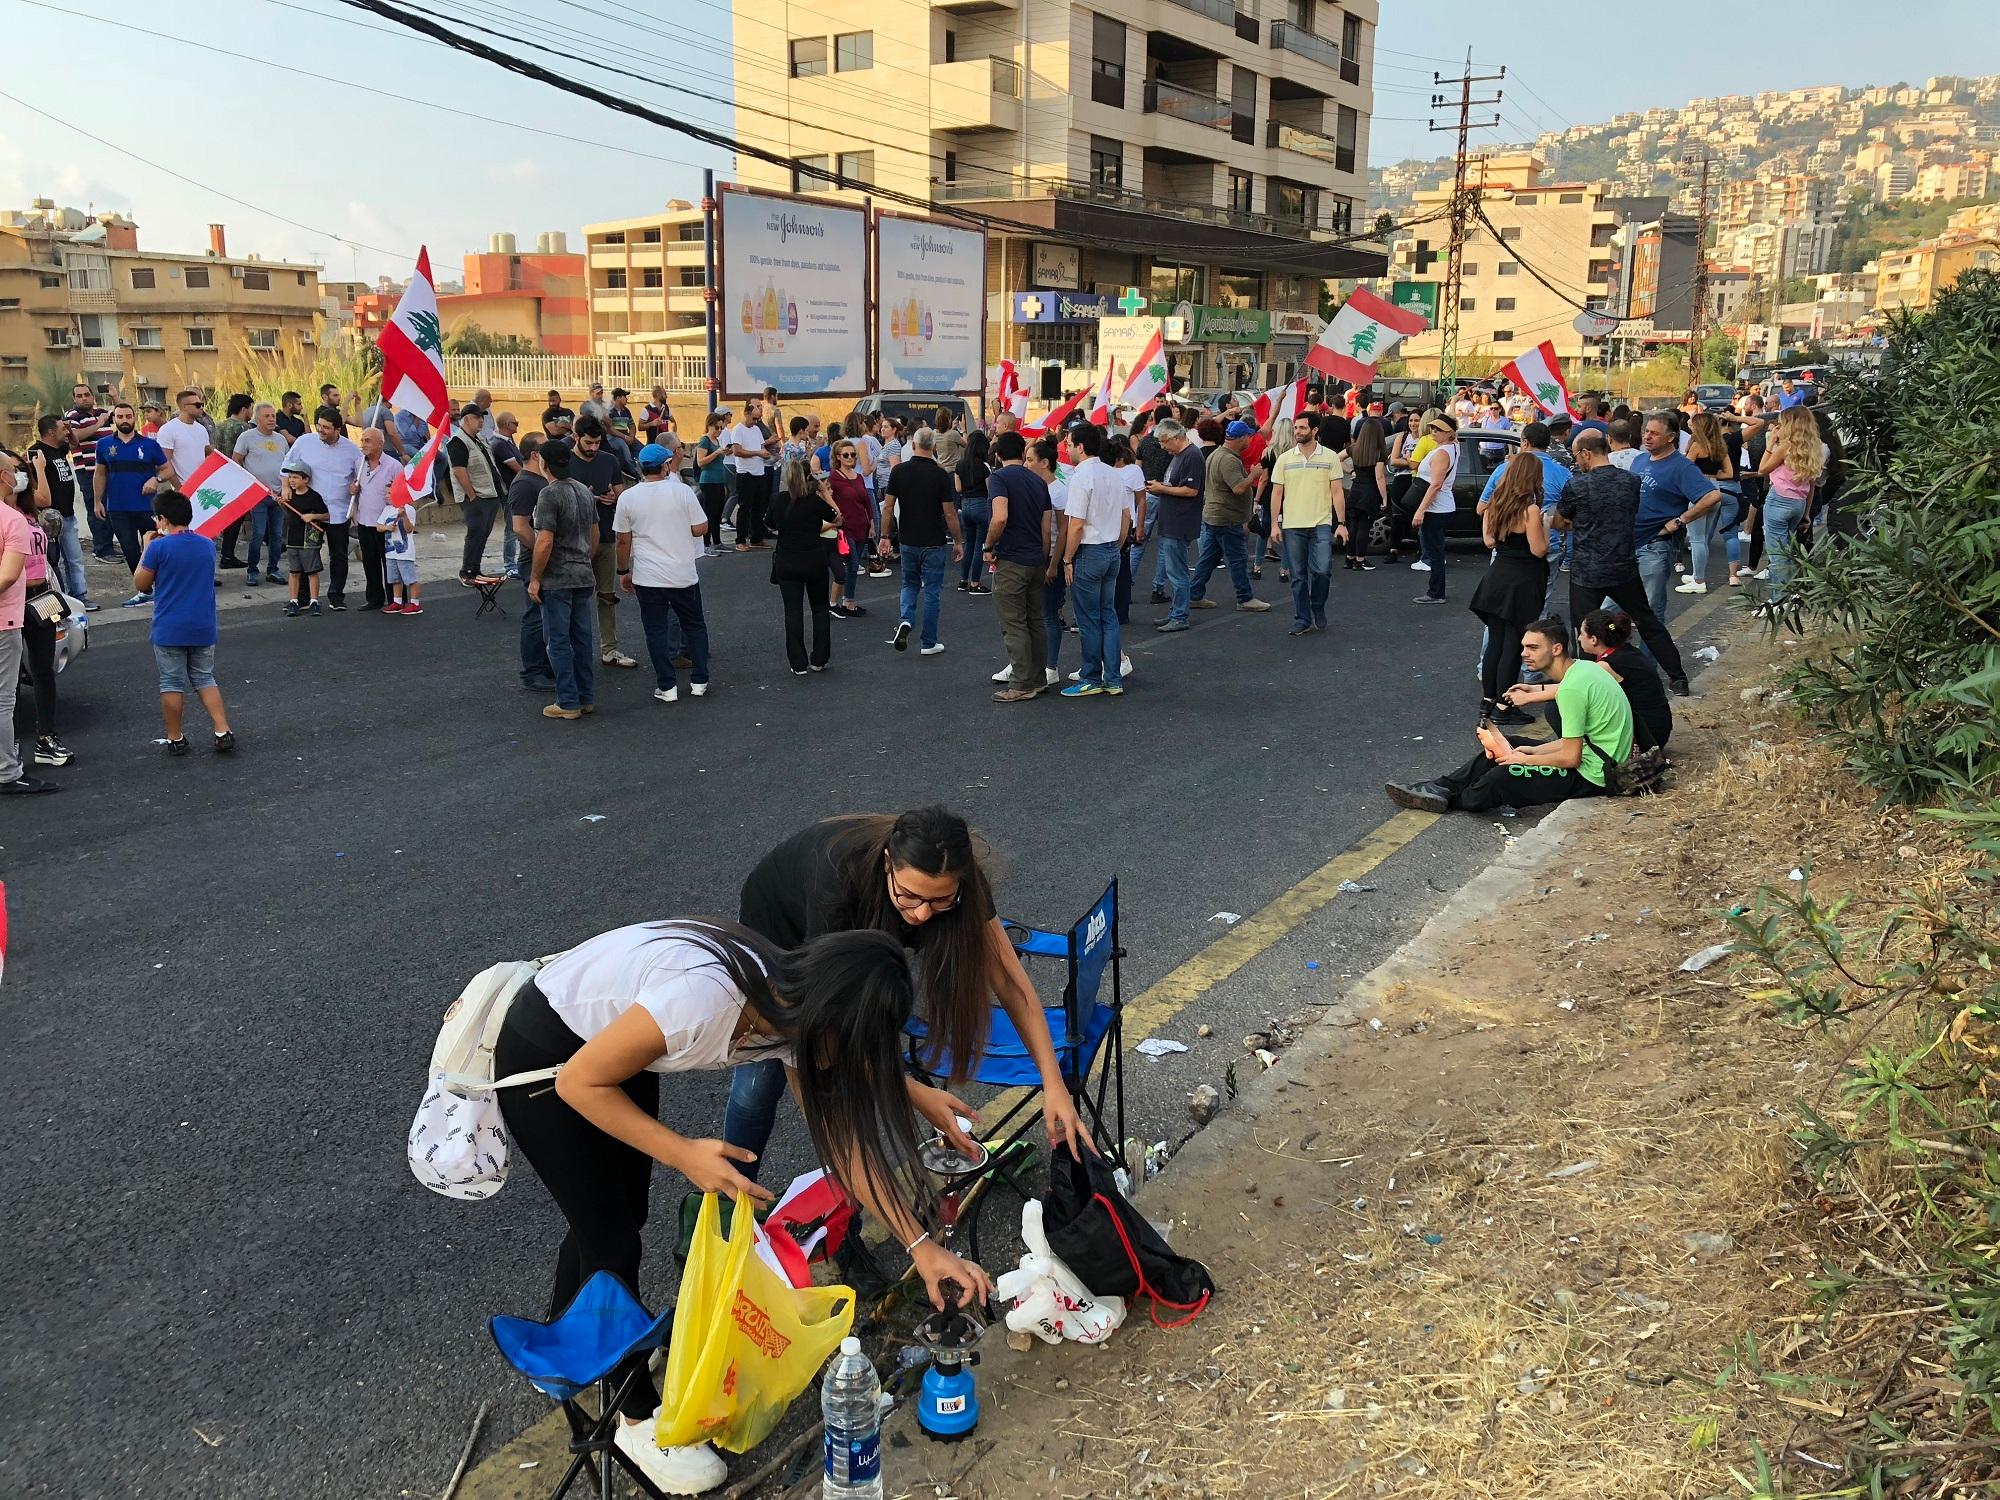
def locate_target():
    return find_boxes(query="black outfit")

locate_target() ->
[275,411,307,442]
[21,599,58,738]
[494,977,661,1421]
[1557,466,1686,684]
[1345,465,1381,562]
[1431,737,1605,811]
[1575,643,1673,752]
[1740,423,1769,570]
[284,490,327,547]
[769,487,840,671]
[1469,528,1549,703]
[356,524,387,608]
[885,456,955,547]
[450,433,508,577]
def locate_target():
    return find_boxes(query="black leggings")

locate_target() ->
[495,981,663,1420]
[1477,613,1527,704]
[1346,474,1381,560]
[778,570,830,671]
[20,607,57,738]
[699,482,727,543]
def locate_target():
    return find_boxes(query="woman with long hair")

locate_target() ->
[1468,451,1549,705]
[769,457,841,674]
[726,808,1094,1192]
[1757,406,1825,592]
[955,429,994,593]
[825,438,872,619]
[10,445,66,768]
[1344,416,1388,570]
[494,920,988,1494]
[1411,413,1460,602]
[1678,411,1739,594]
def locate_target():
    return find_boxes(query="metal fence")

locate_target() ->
[444,352,709,398]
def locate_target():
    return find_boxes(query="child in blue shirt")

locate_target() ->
[132,491,235,756]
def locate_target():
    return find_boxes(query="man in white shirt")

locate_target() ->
[155,388,213,486]
[351,427,400,610]
[726,397,775,548]
[614,441,711,701]
[285,407,364,609]
[1057,422,1132,697]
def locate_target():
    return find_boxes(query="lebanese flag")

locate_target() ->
[1086,359,1118,427]
[1117,331,1169,412]
[179,452,271,540]
[1252,376,1307,429]
[992,360,1029,421]
[378,247,450,426]
[390,419,449,508]
[1497,340,1577,418]
[1020,387,1084,438]
[1307,285,1431,385]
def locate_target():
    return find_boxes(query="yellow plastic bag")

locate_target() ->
[656,1192,857,1453]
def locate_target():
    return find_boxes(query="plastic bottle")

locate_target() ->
[821,1336,883,1500]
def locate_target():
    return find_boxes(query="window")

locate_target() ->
[1460,263,1479,276]
[595,312,629,334]
[1089,135,1123,189]
[1149,260,1199,303]
[1514,194,1538,207]
[602,231,626,245]
[130,266,156,290]
[1271,180,1320,227]
[0,355,25,370]
[838,151,874,186]
[0,297,16,311]
[1498,262,1518,276]
[1459,297,1477,311]
[1495,297,1516,311]
[1341,11,1360,58]
[834,31,872,72]
[297,271,307,286]
[132,326,162,349]
[1558,192,1583,204]
[1090,14,1125,109]
[605,268,627,289]
[1230,65,1257,145]
[242,269,270,291]
[1286,0,1313,27]
[43,326,72,348]
[641,267,664,288]
[943,29,956,63]
[679,267,705,288]
[1228,171,1254,215]
[943,150,959,182]
[678,222,704,242]
[39,273,60,289]
[641,228,661,244]
[184,266,211,289]
[1335,104,1357,173]
[246,327,279,350]
[1499,226,1520,241]
[789,37,827,78]
[1491,329,1514,342]
[185,326,215,348]
[793,154,832,191]
[1216,267,1262,308]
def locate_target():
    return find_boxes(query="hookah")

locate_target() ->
[911,1130,991,1441]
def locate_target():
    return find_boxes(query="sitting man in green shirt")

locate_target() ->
[1384,616,1633,812]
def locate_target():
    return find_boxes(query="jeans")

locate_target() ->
[898,543,950,648]
[1635,538,1678,624]
[244,499,284,576]
[519,576,551,685]
[1687,487,1741,582]
[1044,567,1066,673]
[56,512,90,599]
[502,512,518,571]
[958,500,991,583]
[635,583,709,691]
[539,584,596,709]
[1157,536,1192,624]
[1282,524,1333,628]
[724,1057,786,1169]
[108,509,150,573]
[87,494,114,557]
[1145,496,1168,591]
[1763,494,1807,592]
[1189,522,1252,604]
[1417,512,1448,597]
[1070,541,1122,688]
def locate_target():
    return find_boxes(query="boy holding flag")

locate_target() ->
[133,492,235,757]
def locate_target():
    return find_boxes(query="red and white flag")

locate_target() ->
[1497,340,1577,418]
[378,247,450,427]
[1252,376,1307,430]
[1116,331,1169,413]
[390,420,449,509]
[179,452,271,540]
[1307,286,1431,385]
[1020,387,1084,438]
[992,360,1029,421]
[1085,359,1118,427]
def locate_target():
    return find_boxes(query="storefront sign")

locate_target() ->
[1149,300,1271,343]
[1388,281,1440,324]
[1030,242,1080,289]
[1272,310,1325,339]
[1011,289,1114,324]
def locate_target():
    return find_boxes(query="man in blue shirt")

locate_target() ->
[1627,411,1722,629]
[91,401,175,600]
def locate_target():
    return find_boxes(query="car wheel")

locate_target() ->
[1369,513,1393,552]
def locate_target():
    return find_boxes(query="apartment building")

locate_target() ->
[438,233,589,355]
[1911,159,1992,202]
[728,0,1385,390]
[1717,172,1837,241]
[0,201,322,412]
[1875,227,2000,313]
[580,202,710,358]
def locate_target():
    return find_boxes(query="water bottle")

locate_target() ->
[821,1335,883,1500]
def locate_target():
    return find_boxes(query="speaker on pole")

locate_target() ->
[1038,362,1064,400]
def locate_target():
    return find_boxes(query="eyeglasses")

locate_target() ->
[885,852,960,914]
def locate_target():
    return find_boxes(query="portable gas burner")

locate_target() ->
[914,1134,992,1440]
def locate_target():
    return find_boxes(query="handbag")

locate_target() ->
[1585,735,1669,797]
[26,584,70,625]
[1041,1146,1214,1328]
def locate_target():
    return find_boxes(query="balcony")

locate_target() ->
[1269,21,1340,71]
[1144,78,1231,131]
[931,56,1021,133]
[79,347,122,372]
[67,288,115,312]
[930,0,1015,10]
[1159,0,1235,23]
[1267,120,1342,166]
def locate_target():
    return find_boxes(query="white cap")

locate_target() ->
[841,1336,861,1355]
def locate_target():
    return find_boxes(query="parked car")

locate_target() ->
[1369,428,1530,553]
[848,392,972,429]
[1371,376,1438,413]
[1693,383,1737,412]
[17,588,86,698]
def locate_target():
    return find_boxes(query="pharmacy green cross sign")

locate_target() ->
[1117,286,1147,316]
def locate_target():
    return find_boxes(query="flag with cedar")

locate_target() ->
[378,247,450,427]
[1496,340,1576,419]
[1252,376,1307,430]
[1117,330,1170,412]
[1307,286,1431,385]
[390,420,450,509]
[179,452,271,540]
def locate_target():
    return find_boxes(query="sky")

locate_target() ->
[1,0,1996,284]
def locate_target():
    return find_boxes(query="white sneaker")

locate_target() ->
[654,687,678,703]
[1752,567,1770,580]
[919,642,946,656]
[1045,667,1060,686]
[690,682,709,697]
[1067,668,1082,682]
[612,1420,726,1496]
[1674,578,1708,594]
[992,665,1013,682]
[1409,560,1430,572]
[601,649,638,668]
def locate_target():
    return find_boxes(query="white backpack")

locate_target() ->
[408,958,560,1201]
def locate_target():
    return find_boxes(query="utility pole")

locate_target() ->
[1683,149,1714,386]
[1429,52,1504,391]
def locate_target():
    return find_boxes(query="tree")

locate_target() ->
[1372,211,1396,240]
[442,320,539,358]
[1698,331,1735,382]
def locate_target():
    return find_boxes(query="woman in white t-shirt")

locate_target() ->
[491,920,987,1489]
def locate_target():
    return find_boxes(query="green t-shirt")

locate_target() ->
[1555,658,1634,787]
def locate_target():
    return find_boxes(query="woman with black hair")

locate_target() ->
[1504,608,1672,752]
[494,919,987,1495]
[955,429,994,593]
[726,807,1093,1177]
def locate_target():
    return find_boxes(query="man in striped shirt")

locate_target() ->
[65,382,115,558]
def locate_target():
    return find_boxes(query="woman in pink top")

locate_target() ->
[8,445,67,777]
[1756,407,1826,593]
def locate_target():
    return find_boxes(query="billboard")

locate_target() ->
[718,185,869,397]
[1388,281,1439,324]
[874,212,986,394]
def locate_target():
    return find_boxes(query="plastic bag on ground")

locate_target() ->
[993,1199,1126,1345]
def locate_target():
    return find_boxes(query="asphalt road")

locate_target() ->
[2,535,1727,1499]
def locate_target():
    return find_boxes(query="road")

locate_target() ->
[1,535,1730,1499]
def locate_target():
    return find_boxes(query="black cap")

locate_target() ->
[611,387,630,399]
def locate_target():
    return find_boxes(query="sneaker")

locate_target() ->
[966,582,989,594]
[653,687,678,704]
[1288,624,1316,636]
[1237,599,1271,612]
[993,686,1039,703]
[841,602,867,616]
[1751,567,1770,580]
[956,579,971,592]
[601,649,638,668]
[521,675,558,691]
[829,606,846,620]
[165,737,189,757]
[359,601,383,612]
[919,642,946,656]
[1191,598,1217,610]
[1669,677,1692,698]
[991,665,1013,682]
[122,591,153,607]
[714,542,736,554]
[1067,669,1082,682]
[1314,613,1328,630]
[809,663,827,672]
[309,601,323,617]
[284,602,301,618]
[1359,560,1377,571]
[1674,578,1708,594]
[33,736,73,767]
[690,682,709,697]
[543,703,582,720]
[0,775,58,794]
[1060,681,1106,698]
[1413,594,1446,604]
[245,571,263,586]
[213,730,236,754]
[329,597,348,612]
[891,620,911,651]
[1102,684,1125,696]
[403,603,424,616]
[82,599,101,611]
[1410,560,1430,572]
[611,1420,726,1497]
[1384,780,1450,813]
[1150,587,1168,604]
[1155,619,1189,633]
[792,668,808,676]
[579,704,596,715]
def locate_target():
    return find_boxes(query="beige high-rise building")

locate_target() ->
[580,202,712,358]
[727,0,1385,390]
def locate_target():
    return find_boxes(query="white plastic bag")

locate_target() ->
[994,1199,1126,1345]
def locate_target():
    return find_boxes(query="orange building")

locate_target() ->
[435,233,587,355]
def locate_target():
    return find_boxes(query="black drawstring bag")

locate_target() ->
[1042,1146,1215,1328]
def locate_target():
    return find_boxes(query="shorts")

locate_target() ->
[154,643,217,695]
[286,546,322,575]
[387,558,419,585]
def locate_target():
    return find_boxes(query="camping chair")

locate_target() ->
[489,1271,675,1500]
[904,878,1126,1262]
[470,574,509,619]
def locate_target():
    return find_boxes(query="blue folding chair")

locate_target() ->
[905,878,1127,1260]
[489,1271,676,1500]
